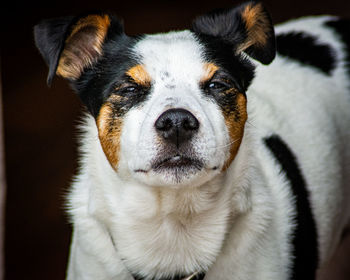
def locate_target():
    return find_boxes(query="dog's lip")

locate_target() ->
[134,154,204,173]
[152,154,203,170]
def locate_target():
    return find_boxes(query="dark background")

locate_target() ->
[2,1,350,279]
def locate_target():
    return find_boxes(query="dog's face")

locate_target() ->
[108,31,249,187]
[34,1,275,187]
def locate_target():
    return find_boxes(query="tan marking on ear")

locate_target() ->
[57,15,111,80]
[223,93,247,170]
[200,63,219,83]
[126,65,152,87]
[97,98,123,170]
[237,2,269,53]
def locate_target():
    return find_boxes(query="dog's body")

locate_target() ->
[34,2,350,280]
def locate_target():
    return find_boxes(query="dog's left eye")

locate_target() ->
[123,86,137,93]
[206,81,229,91]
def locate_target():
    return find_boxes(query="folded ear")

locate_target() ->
[192,1,276,64]
[34,13,124,85]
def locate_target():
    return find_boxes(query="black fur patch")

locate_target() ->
[264,134,318,280]
[34,15,75,85]
[73,35,143,118]
[196,34,255,93]
[191,2,276,65]
[34,14,148,118]
[325,18,350,79]
[276,31,336,75]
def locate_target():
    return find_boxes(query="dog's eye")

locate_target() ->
[206,81,228,91]
[208,82,222,89]
[123,86,137,93]
[117,85,141,95]
[113,82,150,97]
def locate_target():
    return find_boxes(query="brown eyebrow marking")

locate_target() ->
[200,62,219,84]
[126,64,152,87]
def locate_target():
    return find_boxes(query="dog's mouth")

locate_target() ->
[151,154,203,171]
[134,154,204,175]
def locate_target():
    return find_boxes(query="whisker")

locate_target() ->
[246,120,256,128]
[207,138,240,151]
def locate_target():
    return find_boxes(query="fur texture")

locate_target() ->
[34,2,350,280]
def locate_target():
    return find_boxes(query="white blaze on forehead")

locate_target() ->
[132,31,206,83]
[119,30,231,186]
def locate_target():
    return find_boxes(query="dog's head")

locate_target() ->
[34,1,275,187]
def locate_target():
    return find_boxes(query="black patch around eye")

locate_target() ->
[215,89,239,116]
[108,83,151,118]
[207,81,229,90]
[202,78,240,120]
[71,34,146,118]
[202,70,238,95]
[115,84,142,95]
[195,33,255,93]
[122,86,137,93]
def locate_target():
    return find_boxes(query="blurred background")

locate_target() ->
[1,0,350,279]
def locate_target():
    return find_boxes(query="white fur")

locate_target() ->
[66,16,350,280]
[120,31,229,187]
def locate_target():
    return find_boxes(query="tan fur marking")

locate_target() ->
[237,3,269,53]
[126,65,152,87]
[97,99,123,170]
[223,94,247,170]
[200,63,219,84]
[57,15,111,79]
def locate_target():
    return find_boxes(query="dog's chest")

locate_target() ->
[111,186,231,277]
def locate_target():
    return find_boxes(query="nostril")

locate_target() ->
[156,118,173,131]
[183,116,199,131]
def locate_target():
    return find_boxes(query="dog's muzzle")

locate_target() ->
[154,108,199,148]
[151,108,203,174]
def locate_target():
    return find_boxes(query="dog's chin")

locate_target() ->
[133,155,218,187]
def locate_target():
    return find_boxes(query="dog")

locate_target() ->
[34,1,350,279]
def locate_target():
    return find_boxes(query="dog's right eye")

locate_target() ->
[113,82,150,98]
[117,84,140,95]
[207,82,226,90]
[204,80,231,92]
[123,86,137,93]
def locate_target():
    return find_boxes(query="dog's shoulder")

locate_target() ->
[246,15,350,266]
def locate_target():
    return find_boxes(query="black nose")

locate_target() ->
[155,108,200,147]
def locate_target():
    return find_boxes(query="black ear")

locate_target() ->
[34,13,124,85]
[192,1,276,64]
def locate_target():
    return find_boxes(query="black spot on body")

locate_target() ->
[264,134,318,280]
[276,31,336,75]
[325,19,350,81]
